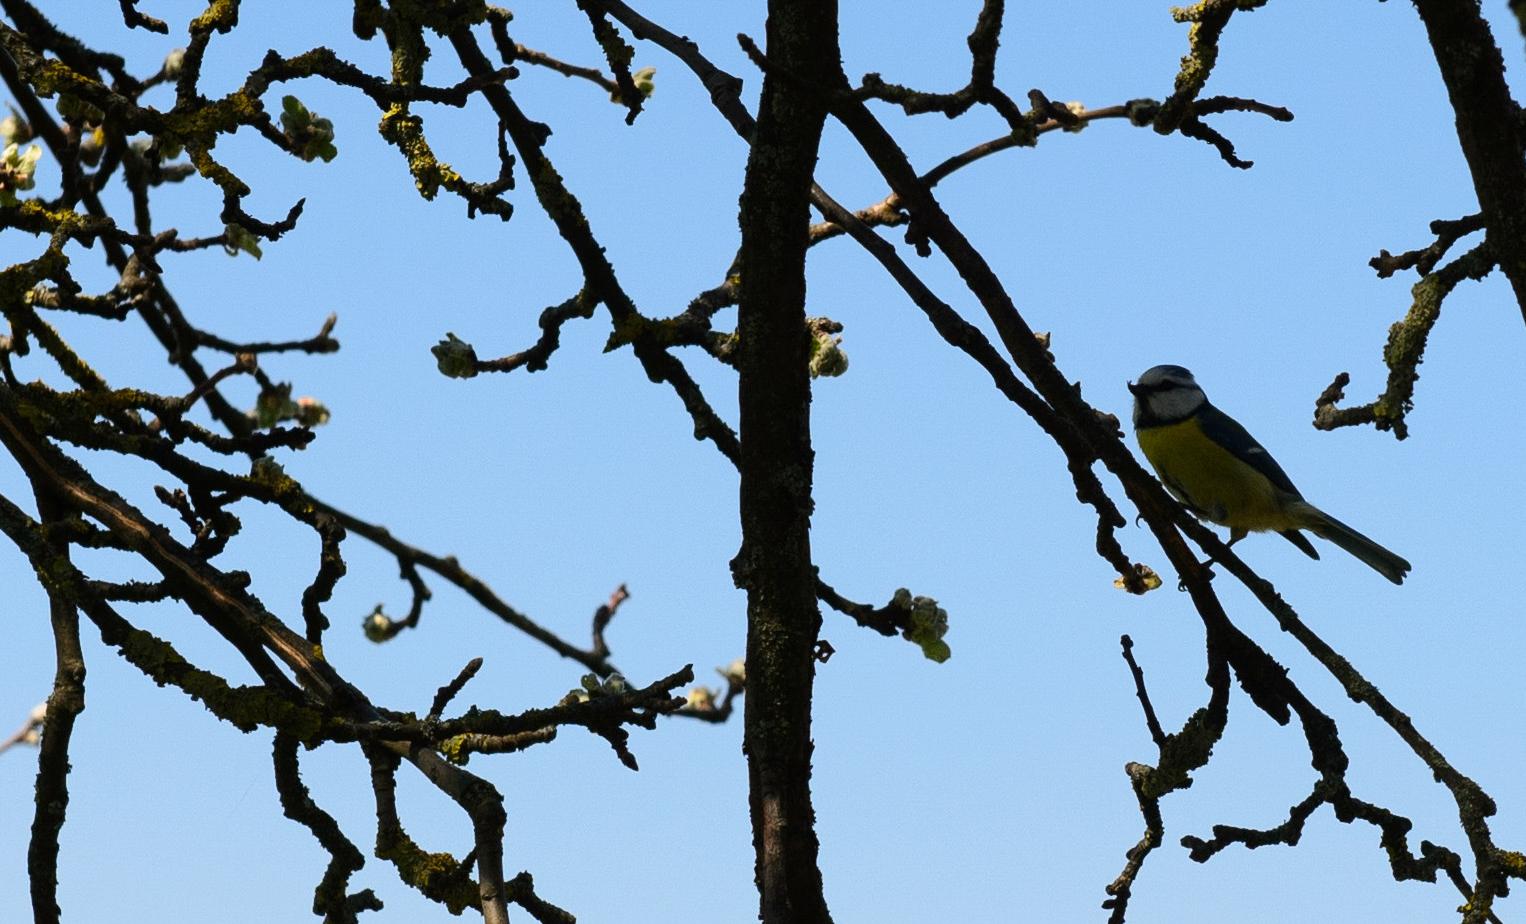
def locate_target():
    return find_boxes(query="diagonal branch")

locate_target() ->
[1313,243,1495,439]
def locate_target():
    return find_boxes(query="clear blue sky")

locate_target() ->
[3,2,1524,922]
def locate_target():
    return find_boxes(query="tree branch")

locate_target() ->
[26,488,86,924]
[1411,0,1526,326]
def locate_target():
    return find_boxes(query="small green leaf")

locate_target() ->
[252,382,292,428]
[222,222,263,259]
[632,66,656,98]
[282,95,309,122]
[916,638,952,663]
[281,98,339,163]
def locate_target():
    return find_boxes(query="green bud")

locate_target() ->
[247,383,330,429]
[281,95,310,128]
[249,454,286,484]
[252,383,290,428]
[685,687,716,711]
[717,658,746,686]
[162,47,186,79]
[632,66,656,98]
[895,588,951,663]
[222,223,263,259]
[294,396,331,427]
[431,333,479,379]
[808,329,849,378]
[281,96,338,163]
[0,143,42,206]
[362,606,394,643]
[1062,101,1088,133]
[610,66,657,103]
[0,108,31,146]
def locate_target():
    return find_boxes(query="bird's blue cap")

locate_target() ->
[1129,365,1197,394]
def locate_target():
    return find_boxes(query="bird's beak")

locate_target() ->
[1126,381,1142,396]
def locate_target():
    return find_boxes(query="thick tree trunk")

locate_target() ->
[733,2,841,922]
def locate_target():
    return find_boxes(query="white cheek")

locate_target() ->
[1152,391,1205,419]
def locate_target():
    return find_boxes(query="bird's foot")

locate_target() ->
[1176,559,1218,592]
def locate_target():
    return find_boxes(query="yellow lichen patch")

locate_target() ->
[377,107,460,200]
[375,836,478,914]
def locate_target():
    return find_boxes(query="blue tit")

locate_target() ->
[1128,365,1410,585]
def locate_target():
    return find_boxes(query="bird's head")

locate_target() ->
[1128,364,1207,426]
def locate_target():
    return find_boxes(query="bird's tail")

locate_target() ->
[1292,502,1411,585]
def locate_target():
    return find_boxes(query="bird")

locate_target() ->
[1128,364,1410,585]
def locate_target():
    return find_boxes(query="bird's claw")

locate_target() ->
[1176,559,1217,592]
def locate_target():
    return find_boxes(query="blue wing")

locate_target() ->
[1195,402,1303,499]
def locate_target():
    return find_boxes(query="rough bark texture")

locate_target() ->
[28,490,86,924]
[733,2,841,922]
[1411,0,1526,324]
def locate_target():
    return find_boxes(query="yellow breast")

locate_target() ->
[1135,417,1296,533]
